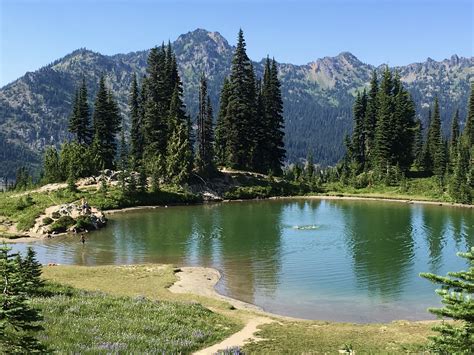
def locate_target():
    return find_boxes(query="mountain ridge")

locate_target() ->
[1,28,472,177]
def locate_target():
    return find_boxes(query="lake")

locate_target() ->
[10,198,473,322]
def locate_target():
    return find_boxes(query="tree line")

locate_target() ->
[42,30,286,188]
[338,71,473,203]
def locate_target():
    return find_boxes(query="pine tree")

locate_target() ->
[69,78,92,145]
[224,29,257,169]
[427,98,446,177]
[364,70,379,168]
[195,75,215,177]
[215,78,231,166]
[449,142,472,204]
[265,58,286,175]
[92,76,121,170]
[165,87,192,185]
[374,67,394,174]
[129,73,144,167]
[463,83,474,147]
[119,121,128,170]
[448,109,460,173]
[351,90,367,173]
[0,245,44,352]
[252,77,267,172]
[19,247,44,296]
[413,119,424,169]
[43,146,62,183]
[420,248,474,353]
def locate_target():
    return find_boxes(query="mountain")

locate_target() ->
[1,28,472,177]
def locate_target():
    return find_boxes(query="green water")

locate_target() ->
[12,199,473,322]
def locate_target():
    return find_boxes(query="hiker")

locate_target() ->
[81,198,91,215]
[80,234,86,244]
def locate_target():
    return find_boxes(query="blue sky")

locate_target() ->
[1,0,472,86]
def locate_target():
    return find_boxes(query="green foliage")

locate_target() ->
[0,245,44,353]
[49,216,75,233]
[68,78,93,145]
[32,288,238,353]
[420,248,474,353]
[14,166,32,191]
[74,215,94,232]
[42,217,53,226]
[42,147,62,183]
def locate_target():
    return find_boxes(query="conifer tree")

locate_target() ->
[224,29,257,169]
[252,77,267,172]
[350,90,367,172]
[449,142,472,204]
[448,109,460,173]
[265,58,286,175]
[19,247,44,296]
[165,87,192,185]
[92,76,121,170]
[413,119,424,169]
[119,122,128,170]
[0,245,43,352]
[195,75,215,177]
[364,70,379,168]
[129,73,144,167]
[69,78,92,145]
[420,248,474,352]
[43,146,62,183]
[215,78,231,166]
[463,83,474,147]
[374,68,394,173]
[427,98,446,177]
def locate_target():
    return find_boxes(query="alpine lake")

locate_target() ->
[11,198,473,322]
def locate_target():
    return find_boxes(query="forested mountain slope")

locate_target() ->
[1,28,472,177]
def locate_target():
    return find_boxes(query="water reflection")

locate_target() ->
[9,199,473,322]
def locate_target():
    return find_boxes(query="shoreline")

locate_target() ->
[167,265,437,325]
[2,193,471,244]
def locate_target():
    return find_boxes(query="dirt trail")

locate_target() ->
[169,267,275,354]
[193,317,273,355]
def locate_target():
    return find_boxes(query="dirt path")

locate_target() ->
[169,267,276,354]
[194,316,273,355]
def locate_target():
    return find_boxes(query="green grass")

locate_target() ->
[0,186,200,232]
[31,283,239,353]
[321,176,459,203]
[243,320,433,353]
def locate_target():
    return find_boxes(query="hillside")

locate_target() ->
[0,28,472,177]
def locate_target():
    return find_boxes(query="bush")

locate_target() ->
[51,211,60,219]
[16,195,35,211]
[49,216,75,233]
[75,216,94,231]
[42,217,53,225]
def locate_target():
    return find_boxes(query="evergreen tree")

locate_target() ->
[265,58,286,175]
[420,248,474,353]
[374,67,394,173]
[364,70,379,168]
[43,146,62,183]
[92,76,121,170]
[463,83,474,147]
[448,109,460,173]
[195,75,215,177]
[165,87,192,185]
[350,90,367,172]
[0,245,43,352]
[215,78,231,166]
[449,142,472,204]
[68,78,92,145]
[413,119,424,169]
[19,247,44,296]
[224,29,257,169]
[427,98,446,177]
[129,73,144,167]
[119,121,128,170]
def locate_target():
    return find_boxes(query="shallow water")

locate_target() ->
[11,199,473,322]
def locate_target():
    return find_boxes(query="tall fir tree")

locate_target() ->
[165,86,192,184]
[413,119,424,169]
[215,78,231,166]
[195,75,215,177]
[68,78,92,145]
[350,90,368,172]
[463,83,474,147]
[92,76,121,170]
[364,70,379,168]
[129,73,144,167]
[448,109,460,173]
[427,98,446,177]
[224,29,257,169]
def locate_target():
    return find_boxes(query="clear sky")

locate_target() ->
[1,0,472,86]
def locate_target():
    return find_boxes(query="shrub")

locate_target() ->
[42,217,53,225]
[49,216,75,233]
[16,195,35,211]
[51,211,61,219]
[75,216,94,231]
